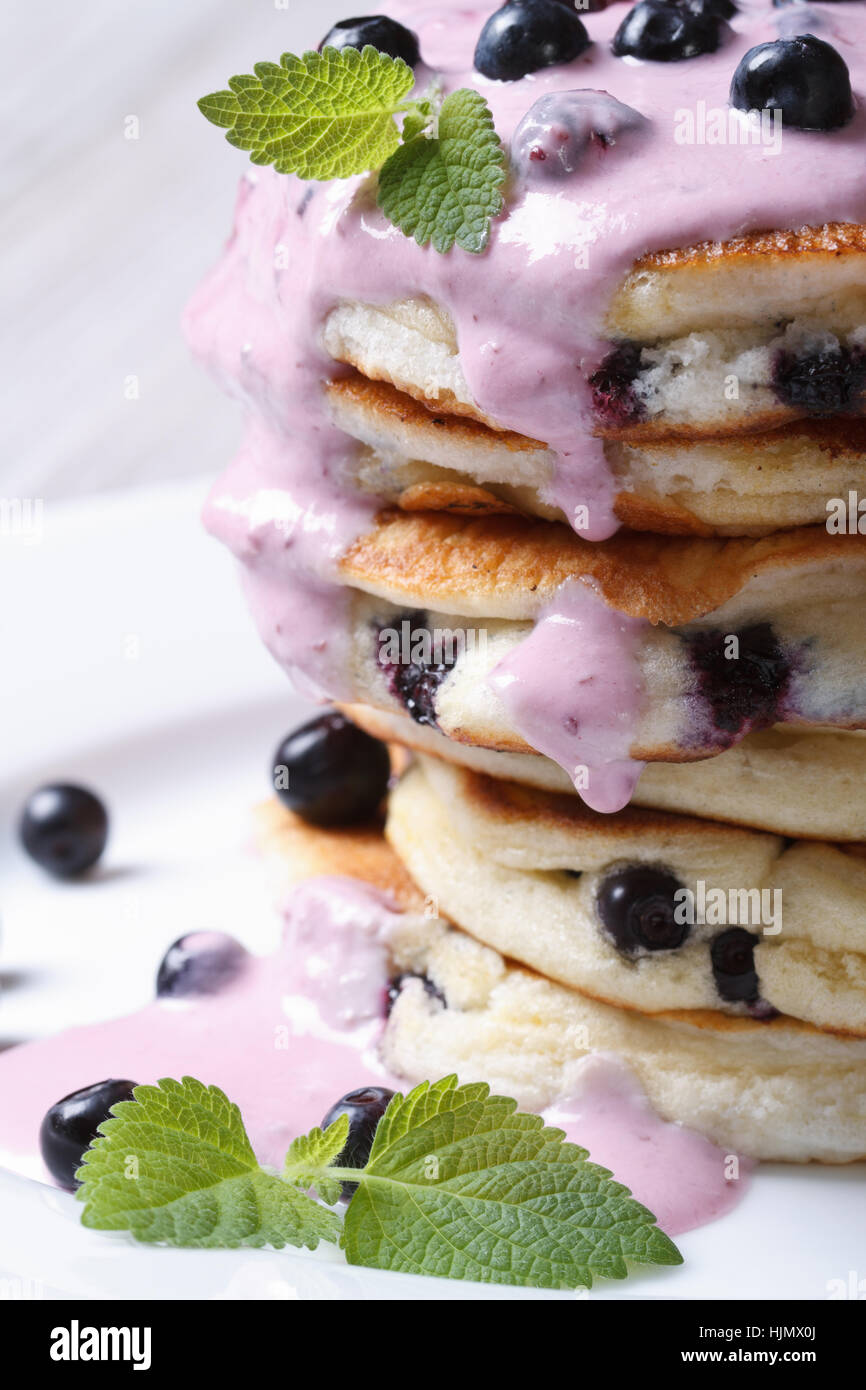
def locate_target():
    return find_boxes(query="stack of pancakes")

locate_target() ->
[187,2,866,1163]
[266,229,866,1165]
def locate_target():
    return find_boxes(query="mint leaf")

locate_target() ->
[76,1077,340,1250]
[76,1074,682,1291]
[198,46,416,180]
[282,1115,349,1206]
[339,1076,682,1289]
[377,88,506,254]
[400,98,434,144]
[198,54,508,254]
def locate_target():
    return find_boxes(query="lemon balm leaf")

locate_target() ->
[376,88,507,254]
[282,1116,349,1206]
[76,1077,340,1250]
[198,46,416,179]
[198,54,508,253]
[77,1074,682,1289]
[339,1076,682,1289]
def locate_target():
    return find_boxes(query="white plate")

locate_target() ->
[0,481,862,1300]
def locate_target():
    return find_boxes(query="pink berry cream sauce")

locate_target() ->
[0,878,747,1237]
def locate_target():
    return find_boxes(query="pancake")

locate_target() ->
[329,374,866,538]
[385,756,866,1036]
[322,225,866,442]
[612,225,866,342]
[383,922,866,1166]
[340,504,866,621]
[252,797,422,911]
[254,798,866,1165]
[335,511,866,771]
[343,706,866,842]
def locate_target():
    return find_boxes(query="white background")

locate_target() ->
[3,0,344,500]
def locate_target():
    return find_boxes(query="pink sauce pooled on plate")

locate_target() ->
[0,877,747,1237]
[545,1053,750,1237]
[0,879,402,1178]
[185,0,866,807]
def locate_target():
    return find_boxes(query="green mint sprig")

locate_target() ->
[75,1076,342,1250]
[198,47,507,255]
[198,46,419,180]
[77,1075,681,1289]
[378,88,506,255]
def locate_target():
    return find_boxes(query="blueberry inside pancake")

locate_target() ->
[251,797,866,1167]
[385,756,866,1035]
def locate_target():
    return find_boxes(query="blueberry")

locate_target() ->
[474,0,590,81]
[686,623,791,740]
[18,784,109,878]
[40,1079,138,1189]
[685,0,736,18]
[773,344,866,415]
[375,611,458,729]
[612,0,723,61]
[319,15,420,66]
[710,928,760,1004]
[589,342,645,428]
[730,35,854,131]
[511,91,649,180]
[595,865,688,956]
[320,1086,395,1198]
[272,712,390,827]
[385,972,446,1014]
[156,932,249,998]
[774,5,826,38]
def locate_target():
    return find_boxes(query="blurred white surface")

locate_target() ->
[3,0,345,500]
[0,478,298,1051]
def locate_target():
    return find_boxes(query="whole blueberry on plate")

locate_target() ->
[319,15,421,66]
[612,0,723,60]
[156,931,249,998]
[272,711,390,827]
[18,783,109,878]
[475,0,591,81]
[40,1079,138,1189]
[595,864,688,955]
[321,1085,395,1197]
[730,34,854,130]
